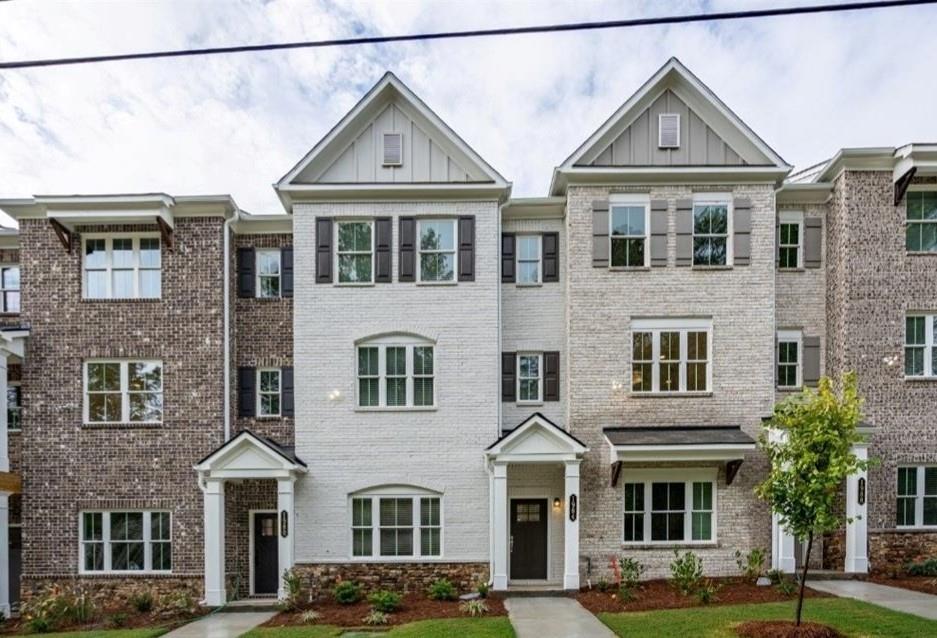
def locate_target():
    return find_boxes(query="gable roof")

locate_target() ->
[194,430,307,475]
[275,72,510,208]
[485,412,588,460]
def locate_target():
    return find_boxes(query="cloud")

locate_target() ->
[0,0,935,219]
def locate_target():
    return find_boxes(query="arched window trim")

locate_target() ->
[348,486,444,561]
[355,334,436,410]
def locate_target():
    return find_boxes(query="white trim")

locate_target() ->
[256,368,282,418]
[255,249,282,299]
[658,113,680,149]
[515,235,543,285]
[516,352,543,405]
[609,194,651,269]
[6,381,21,433]
[81,233,162,300]
[248,509,278,597]
[630,319,713,394]
[896,465,937,530]
[776,329,803,390]
[348,491,444,561]
[78,510,172,575]
[335,219,375,285]
[416,218,458,284]
[382,132,403,167]
[0,265,20,315]
[608,442,754,463]
[83,359,163,425]
[905,314,936,379]
[777,211,805,270]
[356,339,435,409]
[691,193,733,267]
[619,468,718,546]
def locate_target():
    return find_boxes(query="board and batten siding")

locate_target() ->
[292,200,500,565]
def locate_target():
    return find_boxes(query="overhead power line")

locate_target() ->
[1,0,934,70]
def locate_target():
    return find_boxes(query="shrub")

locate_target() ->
[367,590,402,613]
[766,569,785,585]
[735,548,767,582]
[670,550,704,596]
[617,585,635,603]
[460,599,489,617]
[69,591,96,624]
[108,612,129,628]
[129,591,154,614]
[596,578,610,593]
[300,610,321,624]
[427,578,457,601]
[332,581,362,605]
[25,617,51,634]
[907,558,937,577]
[160,590,197,615]
[477,582,490,599]
[363,610,389,626]
[696,579,721,605]
[619,556,645,590]
[775,576,797,597]
[21,585,97,629]
[281,569,304,611]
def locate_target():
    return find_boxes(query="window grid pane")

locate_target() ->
[518,355,541,402]
[693,205,729,266]
[419,220,456,282]
[337,222,373,283]
[517,236,541,284]
[632,332,653,392]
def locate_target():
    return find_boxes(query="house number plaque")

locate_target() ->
[569,494,577,522]
[858,478,865,506]
[280,511,289,537]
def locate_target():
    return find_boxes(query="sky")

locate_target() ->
[1,0,936,218]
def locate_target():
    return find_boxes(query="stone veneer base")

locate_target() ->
[869,531,937,575]
[293,562,490,601]
[20,576,203,606]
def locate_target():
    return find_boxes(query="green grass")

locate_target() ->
[242,617,515,638]
[13,630,169,638]
[598,598,937,638]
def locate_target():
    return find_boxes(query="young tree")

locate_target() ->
[756,372,871,626]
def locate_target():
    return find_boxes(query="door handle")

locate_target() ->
[510,535,514,553]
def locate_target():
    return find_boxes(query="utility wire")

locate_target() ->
[1,0,934,70]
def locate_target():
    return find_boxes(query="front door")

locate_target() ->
[252,512,279,595]
[510,499,548,580]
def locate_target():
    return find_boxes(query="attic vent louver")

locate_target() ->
[658,114,680,149]
[383,133,402,166]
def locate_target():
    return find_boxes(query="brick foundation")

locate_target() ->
[293,562,489,601]
[870,531,937,575]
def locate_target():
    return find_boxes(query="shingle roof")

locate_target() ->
[603,426,755,447]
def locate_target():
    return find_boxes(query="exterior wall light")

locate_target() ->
[553,497,561,510]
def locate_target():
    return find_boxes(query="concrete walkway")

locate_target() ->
[506,597,615,638]
[810,580,937,621]
[161,611,276,638]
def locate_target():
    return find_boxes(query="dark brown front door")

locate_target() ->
[510,499,548,580]
[253,512,279,595]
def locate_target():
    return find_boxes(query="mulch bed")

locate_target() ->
[263,594,506,627]
[736,620,841,637]
[576,578,827,614]
[870,575,937,596]
[0,610,203,635]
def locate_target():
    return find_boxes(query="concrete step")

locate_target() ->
[219,597,279,613]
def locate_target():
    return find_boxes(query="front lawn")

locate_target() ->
[598,598,937,638]
[9,630,169,638]
[243,617,515,638]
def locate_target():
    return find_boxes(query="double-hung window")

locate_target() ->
[256,250,281,298]
[906,191,937,253]
[610,198,648,268]
[777,330,802,389]
[905,315,936,378]
[517,353,542,403]
[80,511,171,573]
[7,383,21,432]
[83,236,161,299]
[631,319,712,394]
[622,471,716,544]
[692,197,730,266]
[778,211,803,269]
[357,338,434,408]
[85,360,163,424]
[257,368,281,417]
[350,492,442,558]
[337,221,374,284]
[896,466,937,528]
[516,235,541,284]
[418,219,456,283]
[0,266,19,313]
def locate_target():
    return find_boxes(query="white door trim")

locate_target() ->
[248,509,278,597]
[508,496,551,582]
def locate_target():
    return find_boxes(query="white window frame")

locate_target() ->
[83,359,163,425]
[348,488,444,561]
[630,318,713,394]
[778,210,804,270]
[906,188,937,253]
[7,381,21,432]
[621,469,718,546]
[777,330,803,390]
[355,336,436,410]
[905,314,936,379]
[896,465,937,529]
[78,510,172,574]
[609,194,650,269]
[335,220,375,285]
[82,234,161,300]
[257,368,281,418]
[256,249,281,299]
[691,194,733,267]
[658,113,681,148]
[382,132,403,166]
[417,218,458,284]
[515,235,542,285]
[0,265,20,314]
[516,352,543,404]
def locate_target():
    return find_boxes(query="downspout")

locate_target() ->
[490,196,507,586]
[223,205,240,441]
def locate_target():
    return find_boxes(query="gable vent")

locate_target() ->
[658,113,680,149]
[382,133,403,166]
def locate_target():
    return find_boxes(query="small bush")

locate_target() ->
[300,610,321,624]
[108,612,129,628]
[281,569,304,612]
[596,578,610,592]
[363,610,389,626]
[160,590,197,615]
[427,578,457,601]
[25,617,52,634]
[333,581,362,605]
[459,599,489,617]
[734,548,767,582]
[766,569,784,585]
[619,556,645,590]
[367,590,402,613]
[670,550,704,596]
[775,576,797,597]
[20,585,97,630]
[617,585,636,603]
[907,557,937,577]
[129,591,154,613]
[695,579,721,605]
[477,582,490,599]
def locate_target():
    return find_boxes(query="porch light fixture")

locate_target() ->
[328,389,343,401]
[553,497,561,510]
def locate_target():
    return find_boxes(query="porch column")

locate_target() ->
[201,477,226,606]
[844,444,869,573]
[563,460,581,590]
[0,352,10,618]
[772,513,797,573]
[491,462,508,591]
[277,477,295,600]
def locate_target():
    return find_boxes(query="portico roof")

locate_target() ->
[485,413,588,463]
[194,430,307,479]
[604,425,756,463]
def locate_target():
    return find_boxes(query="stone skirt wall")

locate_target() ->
[870,531,937,575]
[20,575,202,606]
[293,562,489,602]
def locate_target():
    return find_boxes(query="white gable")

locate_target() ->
[486,414,588,462]
[194,431,305,479]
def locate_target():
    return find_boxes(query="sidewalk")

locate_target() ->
[809,580,937,621]
[505,597,615,638]
[160,611,276,638]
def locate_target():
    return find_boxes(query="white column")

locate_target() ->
[201,478,226,606]
[277,477,295,600]
[845,445,869,573]
[491,462,508,591]
[563,460,581,590]
[772,513,797,573]
[0,352,10,618]
[0,353,8,474]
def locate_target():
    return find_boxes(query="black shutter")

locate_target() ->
[281,247,294,297]
[501,352,516,402]
[399,217,416,282]
[542,232,559,283]
[237,247,255,298]
[458,216,475,282]
[375,217,392,283]
[544,351,560,401]
[238,367,256,417]
[501,233,516,283]
[315,218,333,283]
[281,367,294,417]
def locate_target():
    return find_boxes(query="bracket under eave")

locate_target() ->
[49,219,71,252]
[156,217,174,252]
[894,166,917,206]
